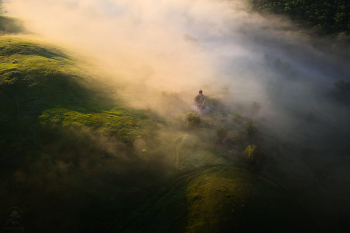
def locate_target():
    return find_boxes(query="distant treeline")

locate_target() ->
[250,0,350,35]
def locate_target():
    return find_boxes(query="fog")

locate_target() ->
[3,0,350,231]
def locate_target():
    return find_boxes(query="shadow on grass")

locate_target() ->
[0,16,27,34]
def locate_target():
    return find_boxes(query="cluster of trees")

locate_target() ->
[250,0,350,35]
[245,118,256,136]
[185,112,201,128]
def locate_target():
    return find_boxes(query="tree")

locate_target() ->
[250,0,350,35]
[186,112,200,128]
[245,118,255,136]
[244,145,259,162]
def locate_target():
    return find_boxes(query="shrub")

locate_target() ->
[186,112,200,128]
[244,145,258,162]
[216,127,227,139]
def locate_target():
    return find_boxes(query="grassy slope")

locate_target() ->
[0,37,318,232]
[0,16,26,34]
[0,37,149,148]
[115,165,316,233]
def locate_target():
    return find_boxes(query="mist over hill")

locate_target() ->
[1,0,350,232]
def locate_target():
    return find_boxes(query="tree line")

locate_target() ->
[250,0,350,35]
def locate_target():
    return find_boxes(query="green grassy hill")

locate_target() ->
[0,37,318,232]
[0,37,153,150]
[0,15,26,34]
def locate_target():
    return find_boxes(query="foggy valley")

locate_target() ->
[0,0,350,232]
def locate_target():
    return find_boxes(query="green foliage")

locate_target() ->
[216,127,228,139]
[185,112,201,127]
[233,112,242,123]
[245,118,256,136]
[246,124,255,136]
[250,0,350,35]
[244,144,259,162]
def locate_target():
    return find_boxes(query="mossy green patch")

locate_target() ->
[0,62,18,72]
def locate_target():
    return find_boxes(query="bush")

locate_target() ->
[233,112,242,123]
[244,145,258,162]
[186,113,200,128]
[216,127,227,139]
